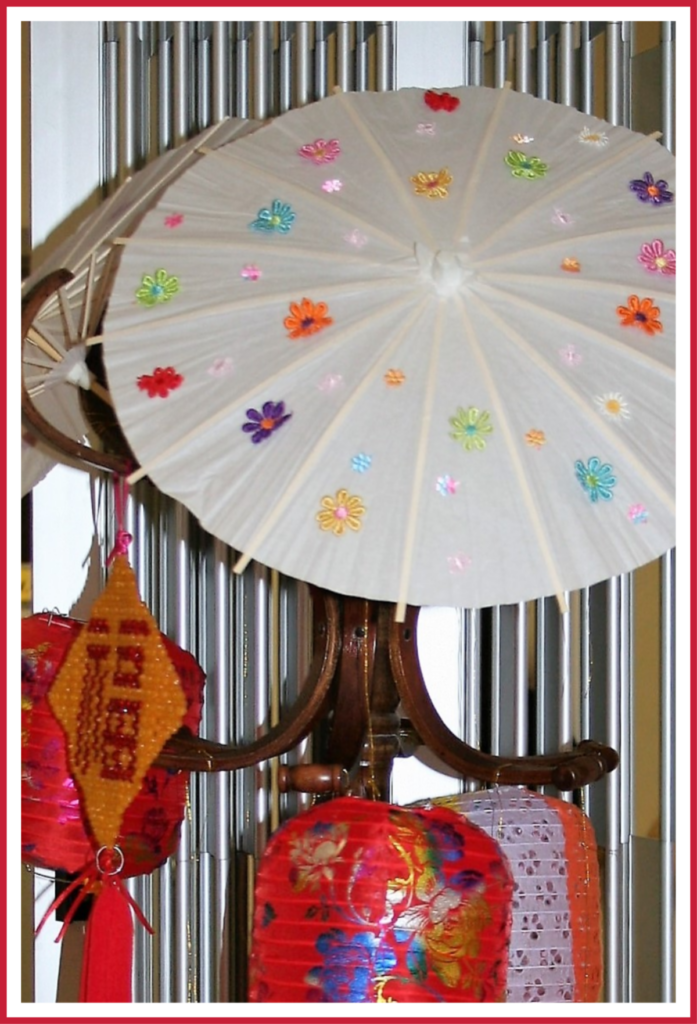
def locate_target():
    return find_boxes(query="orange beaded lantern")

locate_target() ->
[249,796,514,1003]
[418,787,603,1003]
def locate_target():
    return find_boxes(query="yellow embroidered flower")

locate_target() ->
[525,429,546,448]
[561,257,581,272]
[410,168,453,199]
[317,489,365,535]
[288,821,349,891]
[596,392,630,421]
[384,369,406,387]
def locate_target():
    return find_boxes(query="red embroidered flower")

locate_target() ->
[424,90,460,112]
[137,366,184,398]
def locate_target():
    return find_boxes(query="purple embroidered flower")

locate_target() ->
[637,239,676,275]
[629,172,673,205]
[242,401,292,443]
[298,138,341,164]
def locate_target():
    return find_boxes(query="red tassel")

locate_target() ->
[79,880,134,1003]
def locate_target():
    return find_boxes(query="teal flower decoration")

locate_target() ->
[504,150,549,179]
[136,269,179,307]
[250,199,296,234]
[449,407,493,451]
[575,457,617,502]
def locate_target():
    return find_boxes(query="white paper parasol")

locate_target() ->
[96,85,676,616]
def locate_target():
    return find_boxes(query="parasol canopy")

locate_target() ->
[95,85,675,615]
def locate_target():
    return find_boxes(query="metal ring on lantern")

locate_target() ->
[95,844,125,876]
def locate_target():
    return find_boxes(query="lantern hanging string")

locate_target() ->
[106,472,133,565]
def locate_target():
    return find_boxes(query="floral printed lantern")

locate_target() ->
[419,787,603,1003]
[249,796,514,1003]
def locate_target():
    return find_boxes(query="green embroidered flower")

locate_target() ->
[504,150,549,179]
[136,269,180,307]
[449,407,493,451]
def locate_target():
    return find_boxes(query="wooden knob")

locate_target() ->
[277,763,348,795]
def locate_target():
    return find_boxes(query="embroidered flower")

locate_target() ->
[511,133,534,144]
[136,269,180,307]
[525,429,546,448]
[344,228,368,248]
[411,168,453,199]
[629,172,673,205]
[447,553,472,574]
[242,400,292,443]
[424,90,460,112]
[289,821,350,891]
[317,373,344,393]
[627,503,648,524]
[298,138,341,164]
[596,392,630,421]
[322,179,343,193]
[137,366,184,398]
[449,407,493,451]
[351,453,372,473]
[250,199,296,233]
[505,151,549,179]
[240,264,262,281]
[638,239,676,275]
[616,295,663,335]
[306,929,397,1002]
[316,489,365,535]
[579,126,609,146]
[436,474,459,496]
[207,357,233,378]
[575,456,617,502]
[417,122,436,135]
[559,344,582,366]
[384,369,406,387]
[552,208,574,226]
[164,213,184,228]
[561,257,581,272]
[284,298,333,339]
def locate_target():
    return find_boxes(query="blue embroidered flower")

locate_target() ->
[351,453,372,473]
[306,929,397,1002]
[250,199,296,233]
[575,457,617,502]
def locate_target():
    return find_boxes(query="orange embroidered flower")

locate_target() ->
[384,369,406,387]
[561,257,581,272]
[284,298,333,339]
[525,429,546,449]
[616,295,662,335]
[410,168,453,199]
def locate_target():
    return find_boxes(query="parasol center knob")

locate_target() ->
[414,242,474,297]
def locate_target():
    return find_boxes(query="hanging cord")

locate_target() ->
[106,473,133,565]
[362,600,379,800]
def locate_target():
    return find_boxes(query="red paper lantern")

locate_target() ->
[419,787,603,1002]
[249,796,514,1003]
[21,612,204,878]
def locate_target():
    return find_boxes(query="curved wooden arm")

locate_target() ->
[21,269,133,475]
[154,592,342,771]
[389,608,618,791]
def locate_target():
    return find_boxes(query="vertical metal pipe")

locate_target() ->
[212,22,230,122]
[535,598,548,757]
[278,23,293,113]
[212,540,233,999]
[493,23,507,90]
[197,24,212,130]
[580,587,592,816]
[254,564,270,855]
[102,25,119,188]
[355,22,369,92]
[660,550,676,1001]
[235,23,251,119]
[469,22,484,87]
[515,22,531,93]
[376,21,393,91]
[157,23,173,153]
[253,21,271,120]
[558,592,574,801]
[117,22,139,179]
[606,22,623,125]
[580,22,594,114]
[295,22,312,106]
[661,22,675,153]
[462,22,470,87]
[537,22,550,100]
[622,22,633,129]
[337,22,352,93]
[489,607,502,755]
[172,22,190,144]
[558,21,575,107]
[314,21,329,99]
[514,603,529,756]
[464,609,481,792]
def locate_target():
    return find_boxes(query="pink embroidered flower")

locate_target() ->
[447,553,472,574]
[552,208,574,227]
[627,503,648,524]
[137,366,184,398]
[417,122,436,135]
[322,179,343,193]
[317,373,344,393]
[559,344,582,367]
[298,138,341,164]
[344,229,368,248]
[436,474,459,496]
[164,213,184,229]
[208,357,233,378]
[241,264,262,281]
[637,239,676,275]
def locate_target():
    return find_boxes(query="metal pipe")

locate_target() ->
[197,24,211,130]
[278,22,293,113]
[212,22,230,122]
[514,602,528,756]
[337,22,352,93]
[580,22,594,114]
[558,592,574,801]
[355,22,369,92]
[376,21,393,91]
[535,598,548,757]
[489,606,501,755]
[314,21,329,99]
[660,550,676,1001]
[493,23,506,89]
[469,21,484,87]
[117,22,139,179]
[661,22,675,153]
[254,563,270,854]
[235,22,251,118]
[172,22,190,144]
[559,21,575,107]
[580,587,592,816]
[253,21,270,120]
[462,22,470,87]
[537,22,550,100]
[102,27,119,188]
[464,609,481,792]
[606,22,623,125]
[515,22,531,94]
[295,22,312,106]
[157,24,173,153]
